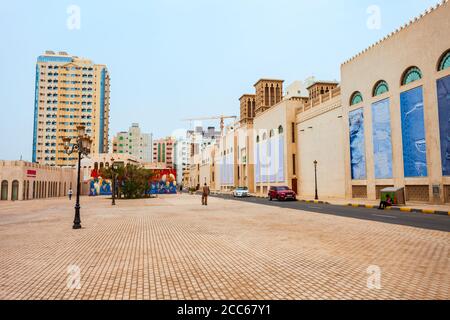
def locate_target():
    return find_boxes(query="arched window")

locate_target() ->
[350,92,363,105]
[269,129,274,138]
[11,180,19,201]
[438,50,450,71]
[262,133,267,140]
[1,180,8,200]
[373,81,389,96]
[278,125,284,134]
[256,136,260,143]
[402,66,422,85]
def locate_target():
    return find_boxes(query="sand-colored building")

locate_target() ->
[341,0,450,203]
[236,95,256,192]
[217,125,238,191]
[0,160,77,201]
[32,51,110,167]
[251,79,308,196]
[296,86,345,199]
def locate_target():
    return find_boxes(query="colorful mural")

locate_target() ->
[437,75,450,176]
[371,99,393,179]
[400,86,428,177]
[349,108,367,180]
[149,169,177,194]
[88,169,112,196]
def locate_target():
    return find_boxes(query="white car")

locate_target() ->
[233,187,249,197]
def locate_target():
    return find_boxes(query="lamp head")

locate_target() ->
[76,125,86,137]
[81,135,92,154]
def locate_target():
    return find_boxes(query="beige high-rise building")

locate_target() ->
[32,51,110,167]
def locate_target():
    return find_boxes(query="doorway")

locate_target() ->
[291,178,298,194]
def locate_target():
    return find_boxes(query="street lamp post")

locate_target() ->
[111,157,117,206]
[314,160,318,200]
[63,125,92,230]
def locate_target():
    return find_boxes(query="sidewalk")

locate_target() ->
[299,197,450,216]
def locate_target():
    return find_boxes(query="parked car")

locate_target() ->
[268,186,297,201]
[233,187,250,198]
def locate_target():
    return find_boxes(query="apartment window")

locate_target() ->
[292,154,296,175]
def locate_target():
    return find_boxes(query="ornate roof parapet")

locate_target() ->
[342,0,448,66]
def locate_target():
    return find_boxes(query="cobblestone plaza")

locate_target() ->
[0,195,448,300]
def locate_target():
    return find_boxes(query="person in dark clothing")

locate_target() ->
[202,183,210,206]
[378,194,393,210]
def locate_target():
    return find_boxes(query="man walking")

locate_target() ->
[68,188,73,201]
[202,183,210,206]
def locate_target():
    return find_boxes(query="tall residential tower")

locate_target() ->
[32,51,110,167]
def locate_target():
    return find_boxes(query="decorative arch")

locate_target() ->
[438,49,450,71]
[1,180,8,200]
[278,125,284,134]
[11,180,19,201]
[373,80,389,97]
[262,132,267,140]
[401,66,422,85]
[350,91,363,105]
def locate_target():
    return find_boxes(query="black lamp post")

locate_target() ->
[313,160,318,200]
[63,125,92,230]
[111,157,117,206]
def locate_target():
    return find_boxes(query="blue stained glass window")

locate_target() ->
[373,81,389,96]
[439,51,450,71]
[402,67,422,85]
[350,92,363,105]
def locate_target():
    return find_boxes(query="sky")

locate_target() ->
[0,0,440,161]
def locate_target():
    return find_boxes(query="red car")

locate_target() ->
[268,186,297,201]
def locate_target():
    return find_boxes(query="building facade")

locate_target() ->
[296,86,345,199]
[174,138,189,186]
[32,51,110,167]
[341,1,450,203]
[0,160,77,201]
[153,137,175,169]
[112,123,152,162]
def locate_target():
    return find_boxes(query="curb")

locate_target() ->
[300,200,330,205]
[346,203,449,216]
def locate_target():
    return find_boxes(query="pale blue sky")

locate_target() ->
[0,0,439,161]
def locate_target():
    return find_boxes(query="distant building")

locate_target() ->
[186,126,221,187]
[32,51,110,167]
[174,138,189,185]
[112,123,152,162]
[153,137,175,169]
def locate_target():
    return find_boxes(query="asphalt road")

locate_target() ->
[210,194,450,232]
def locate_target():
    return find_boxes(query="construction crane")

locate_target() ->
[182,115,238,134]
